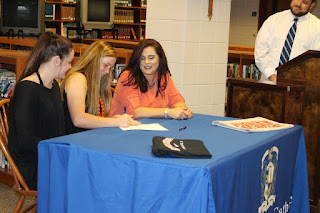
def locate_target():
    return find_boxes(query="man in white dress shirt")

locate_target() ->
[255,0,320,82]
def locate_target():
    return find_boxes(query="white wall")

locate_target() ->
[229,0,259,46]
[229,0,320,47]
[146,0,231,116]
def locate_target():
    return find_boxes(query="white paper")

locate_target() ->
[120,123,168,131]
[212,117,294,132]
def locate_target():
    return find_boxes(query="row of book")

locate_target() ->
[227,63,261,80]
[115,0,147,7]
[62,23,77,38]
[114,25,134,40]
[101,31,117,39]
[62,0,77,2]
[45,4,56,20]
[115,0,132,6]
[114,9,135,23]
[61,6,76,21]
[0,70,16,98]
[140,27,145,40]
[140,11,146,23]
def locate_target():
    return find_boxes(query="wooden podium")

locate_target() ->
[227,50,320,210]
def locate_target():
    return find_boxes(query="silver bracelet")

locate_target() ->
[164,107,168,119]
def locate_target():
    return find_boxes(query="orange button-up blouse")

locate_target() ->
[108,70,185,119]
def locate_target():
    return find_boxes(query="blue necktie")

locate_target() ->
[279,18,298,65]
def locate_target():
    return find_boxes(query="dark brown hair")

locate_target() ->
[123,39,170,97]
[16,31,73,85]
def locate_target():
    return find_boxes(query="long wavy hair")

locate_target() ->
[16,32,72,85]
[123,39,170,97]
[61,41,117,116]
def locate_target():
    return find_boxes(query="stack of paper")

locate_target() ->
[212,117,294,132]
[120,123,168,131]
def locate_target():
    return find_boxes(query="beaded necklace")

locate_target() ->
[97,95,105,117]
[149,78,156,87]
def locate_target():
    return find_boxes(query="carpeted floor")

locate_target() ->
[0,183,34,213]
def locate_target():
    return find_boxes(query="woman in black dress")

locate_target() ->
[8,32,74,190]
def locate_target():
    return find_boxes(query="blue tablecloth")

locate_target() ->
[37,114,309,213]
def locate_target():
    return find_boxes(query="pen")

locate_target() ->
[124,106,127,114]
[179,126,187,131]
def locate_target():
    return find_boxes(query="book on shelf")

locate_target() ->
[62,23,77,38]
[130,27,137,40]
[242,64,261,80]
[140,9,146,22]
[45,4,56,20]
[0,69,16,98]
[0,150,2,168]
[1,151,10,170]
[141,0,147,7]
[101,31,116,39]
[113,63,126,82]
[212,117,294,133]
[114,9,134,23]
[115,0,132,6]
[3,82,14,98]
[115,25,131,40]
[227,63,261,80]
[63,0,77,2]
[61,6,76,21]
[140,27,145,40]
[227,63,239,78]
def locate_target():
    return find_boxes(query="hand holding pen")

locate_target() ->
[113,105,141,127]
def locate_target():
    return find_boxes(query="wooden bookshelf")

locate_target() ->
[82,38,139,49]
[0,37,37,51]
[228,45,255,78]
[0,37,135,65]
[0,49,30,81]
[72,43,133,66]
[0,50,30,188]
[114,0,147,40]
[45,0,77,36]
[44,0,147,41]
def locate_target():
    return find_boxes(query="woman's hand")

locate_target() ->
[168,108,193,120]
[113,114,141,127]
[183,108,193,119]
[168,108,188,120]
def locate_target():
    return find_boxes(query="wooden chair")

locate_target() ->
[0,99,37,213]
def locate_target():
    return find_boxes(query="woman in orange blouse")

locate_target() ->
[109,39,193,120]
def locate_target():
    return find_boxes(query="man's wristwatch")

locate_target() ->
[164,107,168,119]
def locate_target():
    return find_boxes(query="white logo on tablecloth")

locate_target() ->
[258,146,279,213]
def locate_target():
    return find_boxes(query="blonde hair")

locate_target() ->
[61,41,117,116]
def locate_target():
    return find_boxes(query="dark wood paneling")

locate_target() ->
[277,51,320,207]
